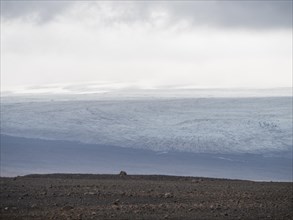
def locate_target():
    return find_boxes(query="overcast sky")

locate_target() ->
[1,1,292,91]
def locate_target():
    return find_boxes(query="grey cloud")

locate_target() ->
[166,1,292,29]
[1,1,292,29]
[1,1,74,23]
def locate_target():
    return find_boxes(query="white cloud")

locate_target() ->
[1,2,292,90]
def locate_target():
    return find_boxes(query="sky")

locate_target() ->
[1,1,292,92]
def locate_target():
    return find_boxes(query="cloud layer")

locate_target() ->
[1,1,292,29]
[1,1,292,90]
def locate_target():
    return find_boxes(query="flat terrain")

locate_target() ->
[0,174,292,219]
[2,135,292,181]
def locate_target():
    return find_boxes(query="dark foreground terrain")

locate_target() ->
[0,174,292,220]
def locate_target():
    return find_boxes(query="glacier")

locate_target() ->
[1,96,292,155]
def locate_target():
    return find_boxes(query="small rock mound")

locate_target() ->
[61,205,73,211]
[164,193,173,198]
[119,171,127,177]
[113,199,120,205]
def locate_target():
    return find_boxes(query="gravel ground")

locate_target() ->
[0,174,292,220]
